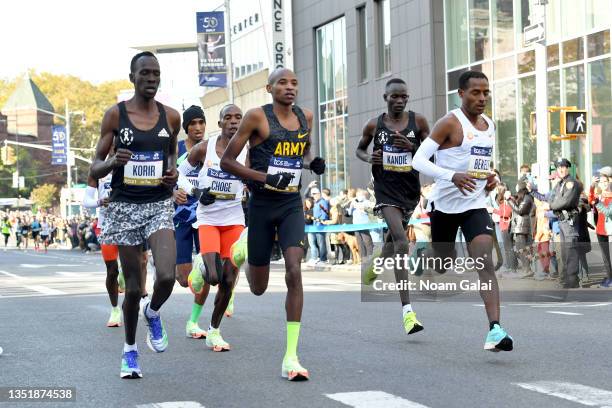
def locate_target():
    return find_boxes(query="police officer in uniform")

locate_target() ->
[549,158,582,288]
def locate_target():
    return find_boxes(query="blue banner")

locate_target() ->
[196,11,227,87]
[51,125,67,165]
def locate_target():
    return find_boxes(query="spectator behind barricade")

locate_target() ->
[508,181,534,278]
[350,188,374,260]
[576,192,593,284]
[519,164,537,187]
[303,198,314,262]
[494,186,518,276]
[305,180,319,199]
[307,188,329,265]
[323,198,349,264]
[591,167,612,287]
[407,185,433,275]
[343,188,357,224]
[534,197,552,279]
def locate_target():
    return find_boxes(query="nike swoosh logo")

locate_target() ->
[486,226,493,230]
[297,131,309,139]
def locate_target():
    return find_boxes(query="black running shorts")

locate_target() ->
[247,193,305,266]
[430,205,493,244]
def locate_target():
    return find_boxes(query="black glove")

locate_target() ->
[265,172,294,190]
[309,157,326,175]
[195,187,216,206]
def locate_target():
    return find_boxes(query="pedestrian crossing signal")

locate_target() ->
[562,110,588,136]
[1,145,16,165]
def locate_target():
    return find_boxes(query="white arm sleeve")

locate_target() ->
[412,138,455,182]
[177,159,198,194]
[82,186,99,208]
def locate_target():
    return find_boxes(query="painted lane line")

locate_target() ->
[515,381,612,406]
[23,285,66,295]
[136,402,205,408]
[19,264,46,269]
[0,270,23,279]
[546,311,583,316]
[325,391,431,408]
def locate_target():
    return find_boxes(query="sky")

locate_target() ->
[1,0,225,84]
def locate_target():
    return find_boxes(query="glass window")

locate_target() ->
[562,37,584,64]
[548,70,562,163]
[494,80,517,183]
[589,58,612,174]
[377,0,391,74]
[469,0,491,62]
[447,67,468,91]
[546,0,562,44]
[448,92,461,110]
[587,30,610,58]
[517,0,533,47]
[491,0,514,55]
[517,50,535,74]
[493,56,515,79]
[444,0,469,69]
[586,0,612,31]
[470,62,492,79]
[357,5,368,82]
[547,43,559,67]
[563,64,587,180]
[519,75,537,173]
[316,17,348,194]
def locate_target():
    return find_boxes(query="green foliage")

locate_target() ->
[29,183,58,208]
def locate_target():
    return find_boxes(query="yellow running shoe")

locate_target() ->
[185,321,207,339]
[206,328,230,352]
[224,290,235,318]
[187,254,206,295]
[403,311,424,335]
[230,228,248,269]
[281,356,309,381]
[107,307,122,327]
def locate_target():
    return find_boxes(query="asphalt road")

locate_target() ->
[1,249,611,408]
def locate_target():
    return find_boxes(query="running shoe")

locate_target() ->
[143,303,168,353]
[281,356,309,381]
[120,350,142,379]
[106,307,122,327]
[484,324,513,352]
[117,266,125,293]
[188,254,206,295]
[403,311,424,335]
[600,278,612,288]
[185,321,207,339]
[224,290,235,318]
[230,228,248,269]
[206,328,231,352]
[362,249,382,285]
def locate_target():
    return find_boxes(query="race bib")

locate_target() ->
[124,151,164,186]
[265,157,302,192]
[383,144,412,172]
[467,146,492,179]
[206,168,240,200]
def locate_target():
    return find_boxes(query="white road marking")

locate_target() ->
[537,294,564,300]
[19,264,46,268]
[135,402,205,408]
[0,270,23,279]
[546,311,583,316]
[515,381,612,406]
[23,285,66,295]
[325,391,430,408]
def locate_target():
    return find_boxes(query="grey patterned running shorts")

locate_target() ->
[100,199,174,246]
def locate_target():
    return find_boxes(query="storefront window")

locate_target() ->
[491,0,514,55]
[560,0,586,39]
[316,17,348,194]
[548,70,562,164]
[445,0,469,69]
[587,30,610,58]
[517,50,535,74]
[519,75,537,173]
[547,44,559,68]
[494,55,515,79]
[588,58,612,174]
[562,37,584,64]
[469,0,491,62]
[494,80,517,182]
[586,0,612,31]
[564,64,587,180]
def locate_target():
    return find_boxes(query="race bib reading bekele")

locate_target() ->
[383,144,412,172]
[467,146,492,179]
[265,157,302,192]
[124,151,163,186]
[206,168,240,200]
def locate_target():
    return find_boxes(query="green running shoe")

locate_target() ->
[281,356,309,381]
[224,290,235,318]
[107,307,122,327]
[188,254,206,295]
[206,328,230,352]
[403,311,424,335]
[117,265,125,293]
[230,228,248,269]
[185,321,207,339]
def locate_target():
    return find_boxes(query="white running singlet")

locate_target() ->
[196,136,247,226]
[429,108,495,214]
[97,173,113,227]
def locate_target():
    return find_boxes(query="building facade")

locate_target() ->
[292,0,611,193]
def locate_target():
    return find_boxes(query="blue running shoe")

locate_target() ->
[120,350,142,379]
[143,303,168,352]
[600,278,612,288]
[484,324,513,352]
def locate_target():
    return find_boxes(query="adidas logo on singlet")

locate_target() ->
[158,128,170,138]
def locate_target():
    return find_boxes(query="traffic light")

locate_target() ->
[562,110,588,136]
[1,145,16,165]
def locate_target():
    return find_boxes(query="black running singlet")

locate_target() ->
[372,111,421,210]
[110,101,173,204]
[248,104,309,199]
